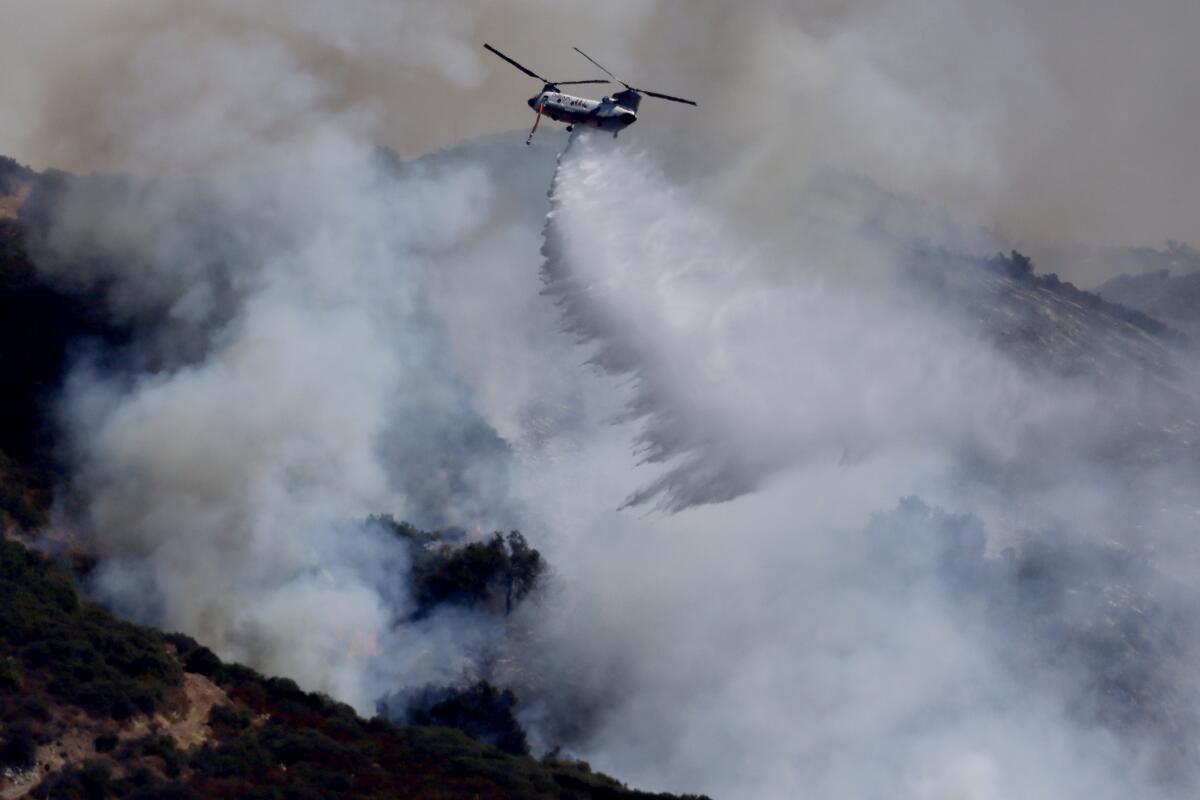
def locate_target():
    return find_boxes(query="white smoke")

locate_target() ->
[3,1,1199,798]
[540,135,1112,510]
[510,471,1174,799]
[505,133,1200,797]
[8,0,1200,268]
[45,151,536,711]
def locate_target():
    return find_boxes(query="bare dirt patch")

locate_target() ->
[124,672,230,751]
[0,184,30,220]
[0,672,228,798]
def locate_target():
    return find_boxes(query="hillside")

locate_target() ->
[902,247,1200,476]
[0,160,709,797]
[1097,267,1200,342]
[0,535,708,800]
[4,144,1200,797]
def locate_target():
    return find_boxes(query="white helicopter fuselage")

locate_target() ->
[483,43,694,144]
[528,90,638,132]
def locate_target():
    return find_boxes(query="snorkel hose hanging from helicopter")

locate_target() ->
[527,100,544,145]
[482,42,696,145]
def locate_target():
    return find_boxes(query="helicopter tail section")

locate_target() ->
[612,88,642,112]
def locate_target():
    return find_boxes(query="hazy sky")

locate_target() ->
[2,0,1199,255]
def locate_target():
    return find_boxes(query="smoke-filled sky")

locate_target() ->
[4,2,1200,798]
[4,0,1200,260]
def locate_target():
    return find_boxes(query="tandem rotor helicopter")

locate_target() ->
[483,43,698,144]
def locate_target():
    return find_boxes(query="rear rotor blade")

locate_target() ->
[552,79,611,86]
[484,43,549,84]
[639,89,698,107]
[572,46,626,86]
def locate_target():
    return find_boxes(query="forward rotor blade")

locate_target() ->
[484,43,549,84]
[552,79,611,86]
[572,47,625,86]
[640,89,698,107]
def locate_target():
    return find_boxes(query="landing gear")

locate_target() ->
[612,131,619,139]
[566,124,575,132]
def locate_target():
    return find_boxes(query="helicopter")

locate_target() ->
[482,43,697,145]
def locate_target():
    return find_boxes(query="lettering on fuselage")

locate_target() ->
[543,94,596,110]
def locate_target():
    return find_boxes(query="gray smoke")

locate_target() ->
[7,0,1200,270]
[539,134,1120,511]
[3,2,1200,798]
[38,152,537,709]
[508,132,1200,797]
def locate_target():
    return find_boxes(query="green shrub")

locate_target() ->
[217,662,265,687]
[133,734,184,777]
[384,681,530,755]
[189,734,272,779]
[381,522,545,618]
[321,714,365,741]
[259,724,361,768]
[0,538,179,720]
[289,763,352,792]
[183,646,222,677]
[208,703,251,731]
